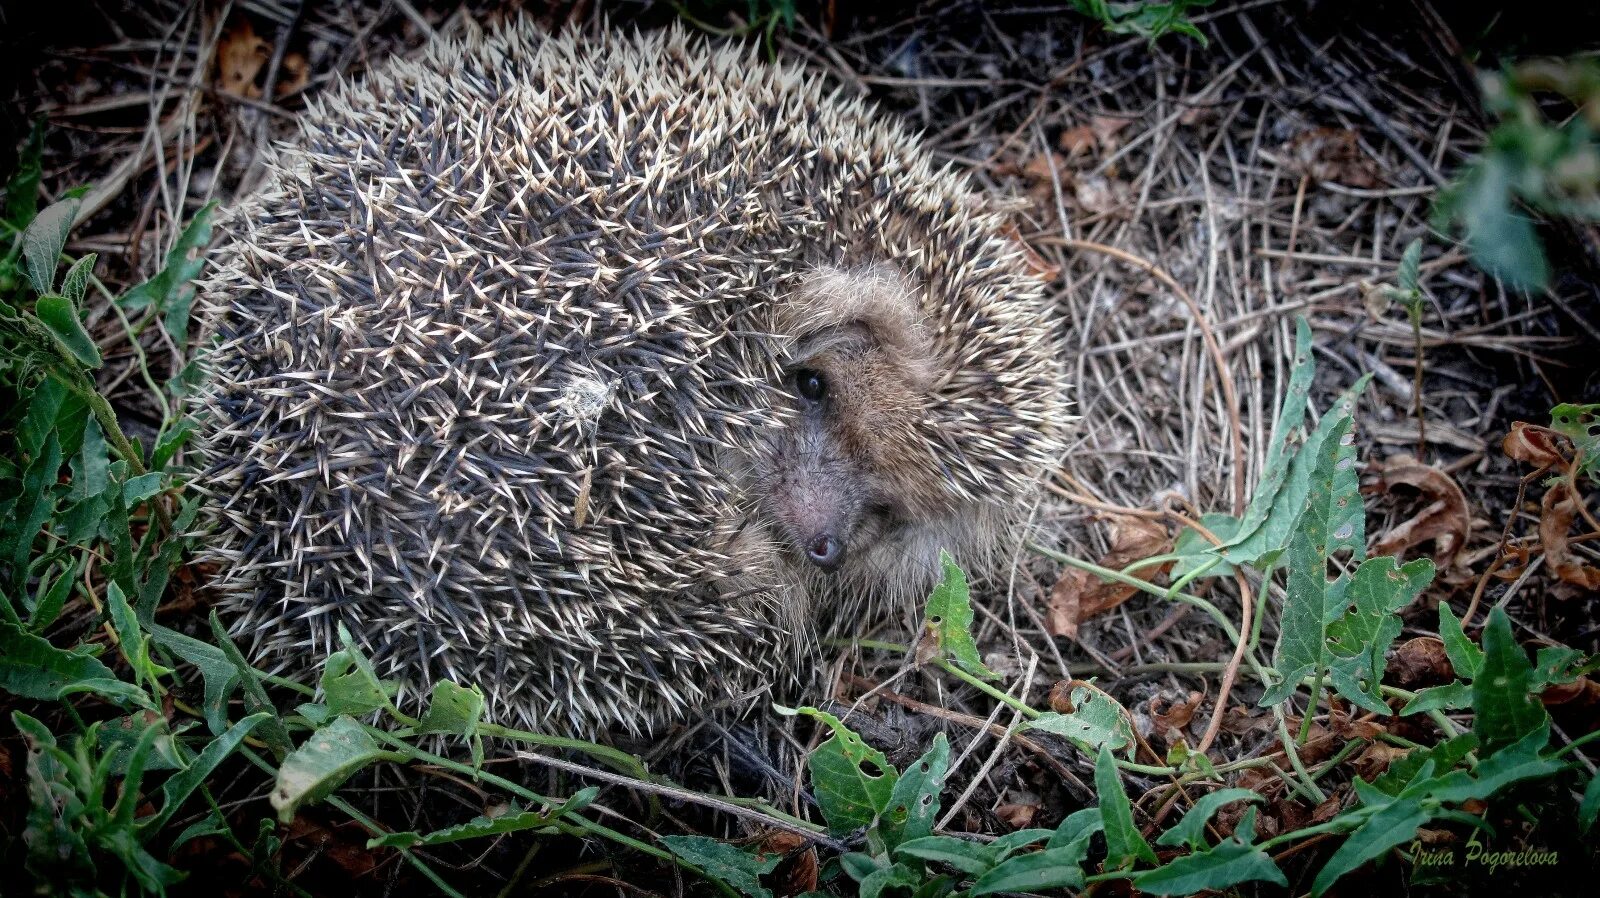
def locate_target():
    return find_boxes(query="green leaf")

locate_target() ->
[271,716,403,823]
[150,624,241,735]
[140,712,270,834]
[417,680,485,736]
[777,705,897,835]
[1397,238,1423,297]
[1096,743,1157,869]
[1400,681,1472,716]
[1170,512,1240,581]
[1370,734,1478,796]
[0,618,119,701]
[119,201,215,342]
[878,733,949,851]
[1472,607,1547,753]
[1580,771,1600,835]
[1137,837,1286,894]
[22,198,79,295]
[1550,402,1600,479]
[1438,603,1483,679]
[107,581,171,688]
[59,253,96,308]
[34,294,102,368]
[922,550,998,680]
[1046,806,1103,849]
[660,834,781,898]
[4,121,44,228]
[1024,685,1134,755]
[1453,155,1549,291]
[858,862,923,898]
[1215,318,1315,559]
[1225,376,1369,568]
[1154,788,1261,849]
[208,612,294,759]
[1311,797,1429,896]
[8,428,61,580]
[322,624,399,718]
[970,844,1088,895]
[1261,416,1359,706]
[171,810,232,850]
[1326,556,1435,713]
[374,788,598,850]
[1427,724,1560,804]
[69,416,108,505]
[988,828,1053,860]
[895,835,997,875]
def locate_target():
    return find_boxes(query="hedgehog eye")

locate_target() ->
[794,369,828,403]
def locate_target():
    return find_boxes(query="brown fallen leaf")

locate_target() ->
[1148,689,1204,740]
[1281,127,1380,187]
[1540,482,1600,591]
[215,18,270,99]
[996,800,1039,829]
[1366,455,1471,568]
[1353,741,1410,780]
[1503,421,1567,468]
[1001,220,1061,281]
[1047,516,1172,638]
[1542,677,1600,709]
[1390,636,1453,687]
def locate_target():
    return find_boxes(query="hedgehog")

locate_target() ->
[193,21,1071,737]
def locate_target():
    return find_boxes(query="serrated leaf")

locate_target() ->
[1215,318,1315,557]
[1550,402,1600,479]
[208,612,293,758]
[1096,743,1157,869]
[107,581,170,688]
[69,415,108,504]
[1427,724,1559,804]
[1326,556,1435,713]
[1261,416,1359,706]
[921,550,998,680]
[894,835,996,875]
[417,680,485,736]
[1170,512,1240,581]
[1154,788,1261,849]
[1024,685,1134,755]
[1369,733,1477,796]
[1580,771,1600,835]
[778,705,897,835]
[878,732,948,851]
[22,198,79,295]
[1225,376,1369,568]
[1472,607,1547,753]
[322,623,399,718]
[271,716,401,822]
[374,788,598,850]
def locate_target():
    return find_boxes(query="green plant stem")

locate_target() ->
[476,721,649,780]
[1274,706,1327,804]
[1298,669,1325,745]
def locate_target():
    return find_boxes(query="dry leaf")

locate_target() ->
[1540,482,1600,591]
[215,18,270,99]
[1353,742,1410,780]
[1047,516,1171,637]
[1391,636,1453,687]
[1503,421,1566,468]
[1542,677,1600,709]
[1367,456,1471,567]
[1148,689,1203,738]
[1002,221,1061,280]
[996,801,1039,829]
[1281,127,1380,187]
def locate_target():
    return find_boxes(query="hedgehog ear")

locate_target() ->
[783,264,932,358]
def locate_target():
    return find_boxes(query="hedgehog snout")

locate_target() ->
[762,426,866,574]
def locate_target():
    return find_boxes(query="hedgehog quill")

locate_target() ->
[195,22,1071,737]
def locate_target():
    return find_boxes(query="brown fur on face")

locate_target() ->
[739,264,1013,632]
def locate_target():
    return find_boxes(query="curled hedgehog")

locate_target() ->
[195,21,1071,736]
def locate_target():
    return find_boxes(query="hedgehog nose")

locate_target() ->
[806,532,844,571]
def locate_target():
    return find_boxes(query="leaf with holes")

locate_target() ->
[271,717,405,823]
[919,550,999,680]
[877,732,948,851]
[1024,685,1133,755]
[1551,402,1600,479]
[374,788,597,850]
[776,705,897,835]
[1326,556,1435,714]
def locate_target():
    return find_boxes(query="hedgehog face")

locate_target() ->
[754,266,973,602]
